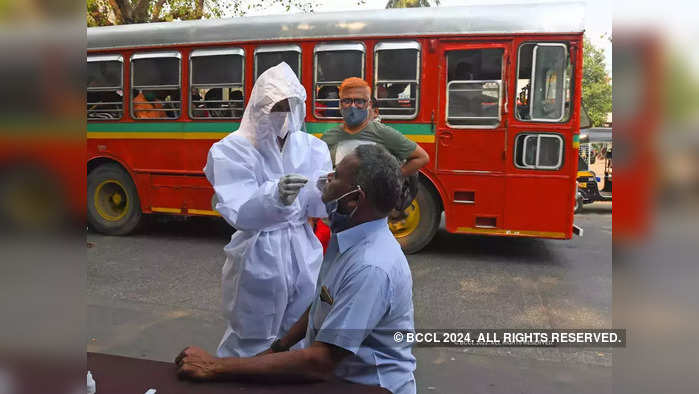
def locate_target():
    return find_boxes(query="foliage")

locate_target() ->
[86,0,358,26]
[582,36,612,127]
[385,0,439,8]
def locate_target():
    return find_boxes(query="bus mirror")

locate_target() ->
[580,103,592,129]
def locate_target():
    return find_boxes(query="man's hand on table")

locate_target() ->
[175,346,221,381]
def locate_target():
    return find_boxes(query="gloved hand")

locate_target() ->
[278,174,308,205]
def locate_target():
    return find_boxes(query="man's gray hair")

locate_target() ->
[353,144,402,214]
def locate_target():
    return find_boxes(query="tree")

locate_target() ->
[582,36,612,127]
[86,0,324,27]
[385,0,439,8]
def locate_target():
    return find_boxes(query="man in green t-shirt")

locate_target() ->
[321,77,429,177]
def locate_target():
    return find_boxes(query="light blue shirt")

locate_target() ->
[304,218,416,394]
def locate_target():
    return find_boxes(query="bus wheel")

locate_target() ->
[87,163,141,235]
[389,179,441,254]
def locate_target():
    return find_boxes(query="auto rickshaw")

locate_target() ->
[575,128,612,213]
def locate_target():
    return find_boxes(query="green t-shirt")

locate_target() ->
[321,120,417,165]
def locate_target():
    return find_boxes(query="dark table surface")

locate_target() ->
[87,352,390,394]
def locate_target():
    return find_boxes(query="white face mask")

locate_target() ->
[266,112,288,138]
[285,108,302,137]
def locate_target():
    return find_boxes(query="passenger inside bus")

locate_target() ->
[166,91,180,118]
[370,97,381,122]
[133,90,164,119]
[191,87,202,102]
[374,83,404,115]
[204,88,232,118]
[87,90,123,119]
[315,85,340,117]
[191,87,207,117]
[87,67,124,119]
[230,90,244,118]
[133,90,178,119]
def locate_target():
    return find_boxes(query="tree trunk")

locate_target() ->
[132,0,152,23]
[151,0,167,22]
[195,0,205,19]
[111,0,133,24]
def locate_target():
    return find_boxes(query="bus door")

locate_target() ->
[505,41,575,237]
[435,41,511,233]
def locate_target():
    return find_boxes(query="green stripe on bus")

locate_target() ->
[87,122,240,132]
[87,121,433,135]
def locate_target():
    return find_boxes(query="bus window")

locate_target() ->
[255,45,301,81]
[87,55,123,120]
[190,48,244,119]
[446,48,503,127]
[131,52,181,119]
[514,133,564,170]
[374,41,420,119]
[515,43,572,122]
[314,42,365,119]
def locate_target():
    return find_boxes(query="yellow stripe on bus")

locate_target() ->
[152,207,221,216]
[151,207,182,214]
[188,209,221,216]
[88,132,434,143]
[455,227,566,238]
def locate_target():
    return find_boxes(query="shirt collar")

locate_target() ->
[336,217,388,254]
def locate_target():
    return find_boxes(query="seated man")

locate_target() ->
[176,144,416,394]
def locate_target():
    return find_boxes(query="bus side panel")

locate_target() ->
[503,175,572,238]
[88,137,220,214]
[440,173,505,232]
[149,174,214,214]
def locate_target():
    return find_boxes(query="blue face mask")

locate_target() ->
[341,106,368,128]
[324,187,361,233]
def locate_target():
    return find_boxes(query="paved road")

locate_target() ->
[87,202,611,394]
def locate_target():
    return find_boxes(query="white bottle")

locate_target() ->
[87,371,96,394]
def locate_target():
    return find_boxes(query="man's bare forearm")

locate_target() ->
[401,159,423,176]
[401,146,429,176]
[278,307,310,350]
[214,343,337,383]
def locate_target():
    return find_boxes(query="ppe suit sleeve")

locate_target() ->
[302,137,333,218]
[204,138,301,231]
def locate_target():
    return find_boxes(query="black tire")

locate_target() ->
[391,178,441,254]
[0,166,67,233]
[574,194,584,214]
[87,163,141,235]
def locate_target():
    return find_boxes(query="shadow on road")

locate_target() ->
[418,227,559,266]
[88,215,234,241]
[139,215,234,240]
[576,201,612,215]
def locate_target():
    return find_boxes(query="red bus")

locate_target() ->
[87,2,585,253]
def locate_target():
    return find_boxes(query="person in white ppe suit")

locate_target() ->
[203,62,332,358]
